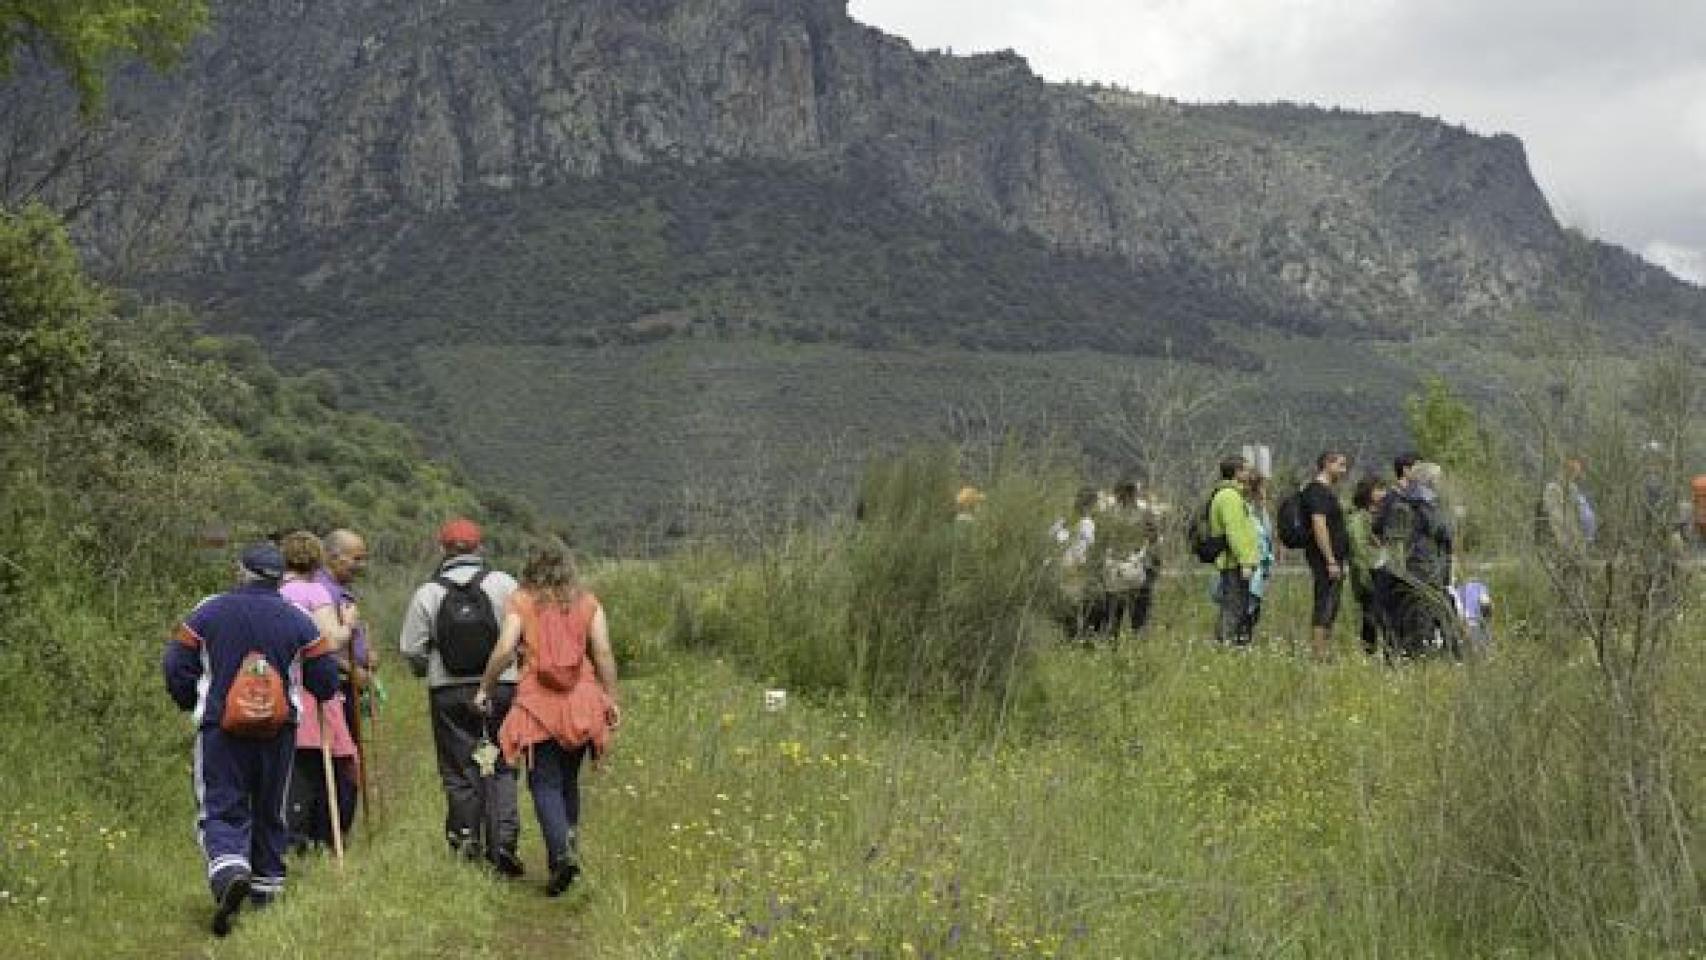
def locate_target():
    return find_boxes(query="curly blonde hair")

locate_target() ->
[521,544,581,608]
[279,530,325,575]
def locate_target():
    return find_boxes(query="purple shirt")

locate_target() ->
[314,568,367,666]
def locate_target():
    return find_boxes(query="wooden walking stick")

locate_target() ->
[347,664,373,834]
[317,701,346,869]
[361,673,386,833]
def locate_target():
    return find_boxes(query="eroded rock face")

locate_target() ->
[7,0,1698,335]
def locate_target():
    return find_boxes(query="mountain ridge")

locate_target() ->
[4,0,1699,340]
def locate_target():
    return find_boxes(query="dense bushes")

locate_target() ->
[661,446,1068,711]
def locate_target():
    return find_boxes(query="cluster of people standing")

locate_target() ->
[1050,480,1166,642]
[1204,451,1480,659]
[162,519,620,937]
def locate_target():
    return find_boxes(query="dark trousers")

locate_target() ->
[194,728,294,902]
[430,684,521,862]
[287,749,357,851]
[1099,583,1157,641]
[528,740,589,869]
[1216,570,1250,646]
[1356,578,1388,656]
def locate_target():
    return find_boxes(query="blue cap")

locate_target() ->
[239,542,285,581]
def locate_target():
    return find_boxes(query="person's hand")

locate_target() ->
[472,688,490,715]
[1327,560,1343,581]
[606,701,622,730]
[1240,566,1254,583]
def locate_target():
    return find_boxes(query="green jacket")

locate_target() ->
[1347,508,1381,594]
[1209,482,1259,572]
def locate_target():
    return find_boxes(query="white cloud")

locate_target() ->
[848,0,1706,267]
[1644,242,1706,287]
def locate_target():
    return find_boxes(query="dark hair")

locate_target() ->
[1393,453,1419,479]
[1317,450,1348,471]
[1073,486,1098,514]
[1219,456,1248,481]
[1351,475,1387,511]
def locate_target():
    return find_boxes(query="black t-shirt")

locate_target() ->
[1300,480,1350,564]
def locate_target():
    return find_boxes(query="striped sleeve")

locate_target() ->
[173,622,202,650]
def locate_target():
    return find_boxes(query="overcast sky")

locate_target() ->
[848,0,1706,286]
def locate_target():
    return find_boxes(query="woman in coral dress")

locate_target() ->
[474,545,620,896]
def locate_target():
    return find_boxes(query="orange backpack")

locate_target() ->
[222,651,290,739]
[530,593,597,693]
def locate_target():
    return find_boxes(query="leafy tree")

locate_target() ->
[0,203,101,427]
[1404,375,1488,472]
[0,0,207,110]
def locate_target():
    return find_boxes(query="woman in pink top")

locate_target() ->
[278,532,358,850]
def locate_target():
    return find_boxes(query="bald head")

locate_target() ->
[324,529,368,584]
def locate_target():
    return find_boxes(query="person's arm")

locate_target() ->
[309,604,349,652]
[1214,490,1258,577]
[162,621,205,712]
[472,611,523,711]
[587,605,621,729]
[299,620,342,701]
[1311,511,1341,579]
[397,586,435,678]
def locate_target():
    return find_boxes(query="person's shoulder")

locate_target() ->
[484,568,519,589]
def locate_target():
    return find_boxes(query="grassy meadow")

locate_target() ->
[2,506,1701,958]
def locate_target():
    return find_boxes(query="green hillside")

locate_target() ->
[399,337,1436,545]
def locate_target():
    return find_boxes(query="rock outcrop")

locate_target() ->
[6,0,1701,336]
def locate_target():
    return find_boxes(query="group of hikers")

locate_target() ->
[162,520,619,937]
[1196,451,1483,660]
[1046,452,1492,660]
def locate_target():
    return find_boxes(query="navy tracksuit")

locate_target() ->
[164,583,338,903]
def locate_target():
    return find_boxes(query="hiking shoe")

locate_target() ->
[211,871,251,938]
[491,848,526,879]
[545,859,580,898]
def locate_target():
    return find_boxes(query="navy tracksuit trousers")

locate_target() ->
[195,728,296,902]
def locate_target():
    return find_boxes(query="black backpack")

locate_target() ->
[433,570,499,676]
[1186,493,1228,564]
[1276,489,1310,550]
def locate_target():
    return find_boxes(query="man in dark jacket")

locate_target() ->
[163,543,340,937]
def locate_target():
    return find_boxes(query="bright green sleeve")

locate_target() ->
[1212,488,1259,568]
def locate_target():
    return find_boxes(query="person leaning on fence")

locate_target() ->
[474,545,621,898]
[1210,456,1260,647]
[162,543,340,937]
[399,518,525,876]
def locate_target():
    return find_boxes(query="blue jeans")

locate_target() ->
[528,741,589,868]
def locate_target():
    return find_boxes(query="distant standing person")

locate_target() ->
[399,518,525,875]
[277,532,359,850]
[1209,456,1260,647]
[1539,456,1596,554]
[1301,451,1351,660]
[475,545,621,897]
[163,544,340,936]
[1348,476,1390,656]
[1382,462,1457,656]
[1240,473,1278,644]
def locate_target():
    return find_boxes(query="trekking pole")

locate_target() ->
[348,665,373,835]
[364,679,385,833]
[318,701,346,869]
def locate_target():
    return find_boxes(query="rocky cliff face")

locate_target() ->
[6,0,1700,336]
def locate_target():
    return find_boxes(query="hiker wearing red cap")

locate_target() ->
[399,518,524,875]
